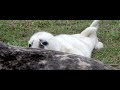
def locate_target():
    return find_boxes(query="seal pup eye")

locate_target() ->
[42,41,48,46]
[28,40,34,48]
[29,44,32,47]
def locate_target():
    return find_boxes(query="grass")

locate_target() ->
[0,20,120,65]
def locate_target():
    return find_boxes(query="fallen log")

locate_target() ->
[0,41,116,70]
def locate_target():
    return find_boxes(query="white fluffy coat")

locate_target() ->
[28,20,103,58]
